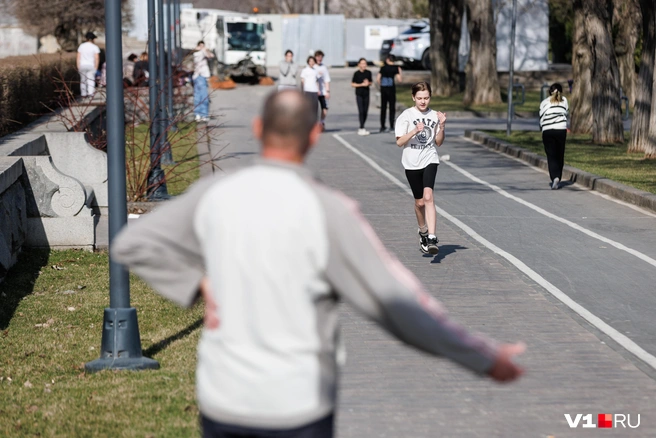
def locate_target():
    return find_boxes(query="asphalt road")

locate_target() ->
[204,67,656,436]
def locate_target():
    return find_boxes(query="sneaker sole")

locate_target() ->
[427,245,439,255]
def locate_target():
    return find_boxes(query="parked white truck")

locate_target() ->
[180,8,270,70]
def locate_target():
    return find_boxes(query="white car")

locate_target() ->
[389,20,431,70]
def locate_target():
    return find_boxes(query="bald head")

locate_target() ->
[260,90,318,155]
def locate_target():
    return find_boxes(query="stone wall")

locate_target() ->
[0,103,107,284]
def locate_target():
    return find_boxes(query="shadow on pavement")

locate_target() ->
[428,244,468,264]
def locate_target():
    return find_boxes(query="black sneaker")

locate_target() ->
[426,236,439,255]
[418,229,429,254]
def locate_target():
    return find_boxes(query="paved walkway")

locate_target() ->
[202,68,656,437]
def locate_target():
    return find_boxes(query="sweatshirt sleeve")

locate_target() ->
[318,187,499,374]
[111,176,218,308]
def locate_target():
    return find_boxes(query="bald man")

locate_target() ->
[113,90,524,438]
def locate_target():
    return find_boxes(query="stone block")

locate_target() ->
[45,132,108,208]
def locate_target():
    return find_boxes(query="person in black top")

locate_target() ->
[351,58,373,135]
[133,52,150,87]
[377,55,402,133]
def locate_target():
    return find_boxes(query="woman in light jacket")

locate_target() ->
[539,83,569,190]
[278,50,298,91]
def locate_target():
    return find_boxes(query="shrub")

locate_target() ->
[0,53,78,137]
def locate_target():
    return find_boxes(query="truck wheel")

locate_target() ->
[421,50,431,71]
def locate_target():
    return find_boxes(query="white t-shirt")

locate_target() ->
[300,66,320,93]
[395,107,440,170]
[77,42,100,69]
[193,50,211,79]
[315,64,331,96]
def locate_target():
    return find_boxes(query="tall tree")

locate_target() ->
[429,0,463,96]
[9,0,132,51]
[613,0,642,108]
[570,1,593,133]
[570,0,624,143]
[463,0,502,106]
[628,0,656,157]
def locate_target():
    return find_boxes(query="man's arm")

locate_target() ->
[320,188,523,379]
[111,177,218,307]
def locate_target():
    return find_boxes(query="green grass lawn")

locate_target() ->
[126,122,202,201]
[485,130,656,195]
[396,84,543,113]
[0,250,203,437]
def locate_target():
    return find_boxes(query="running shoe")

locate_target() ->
[551,177,560,190]
[426,235,439,255]
[418,229,429,254]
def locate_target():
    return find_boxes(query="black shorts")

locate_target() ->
[405,163,438,199]
[318,95,329,110]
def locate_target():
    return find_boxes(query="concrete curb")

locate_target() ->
[464,129,656,214]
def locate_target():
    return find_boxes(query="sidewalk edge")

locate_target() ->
[463,130,656,214]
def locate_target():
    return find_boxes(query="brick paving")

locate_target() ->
[208,68,656,437]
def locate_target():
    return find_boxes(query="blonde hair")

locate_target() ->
[549,83,563,104]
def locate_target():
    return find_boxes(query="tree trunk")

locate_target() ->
[463,0,502,106]
[430,0,463,96]
[613,0,641,108]
[628,0,655,154]
[570,1,593,134]
[572,0,624,143]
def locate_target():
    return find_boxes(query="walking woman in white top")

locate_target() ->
[395,81,446,255]
[300,56,321,120]
[539,83,569,190]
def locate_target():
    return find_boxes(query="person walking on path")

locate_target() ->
[539,83,569,190]
[278,50,298,91]
[77,32,100,98]
[351,58,373,135]
[112,89,524,438]
[300,55,321,118]
[314,50,331,131]
[396,81,446,255]
[193,40,214,122]
[377,55,402,133]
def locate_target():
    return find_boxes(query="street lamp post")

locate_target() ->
[506,0,518,137]
[157,0,174,165]
[85,0,159,373]
[147,0,169,200]
[167,0,176,128]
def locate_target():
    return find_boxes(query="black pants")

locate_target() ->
[405,163,439,199]
[542,129,567,182]
[380,87,396,129]
[201,414,334,438]
[356,93,369,129]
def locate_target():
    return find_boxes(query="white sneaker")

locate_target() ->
[551,177,560,190]
[358,129,370,136]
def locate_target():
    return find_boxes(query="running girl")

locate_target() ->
[395,81,446,255]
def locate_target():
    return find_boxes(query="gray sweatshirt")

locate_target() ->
[112,158,499,430]
[278,61,297,87]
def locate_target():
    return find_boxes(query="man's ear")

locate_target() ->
[307,122,323,149]
[252,117,263,140]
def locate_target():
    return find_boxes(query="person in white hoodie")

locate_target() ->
[77,32,100,98]
[539,83,569,190]
[112,89,525,438]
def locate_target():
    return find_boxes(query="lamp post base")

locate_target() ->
[85,307,160,373]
